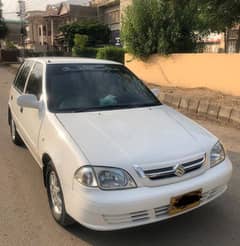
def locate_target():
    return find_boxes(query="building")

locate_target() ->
[226,25,240,53]
[58,1,96,24]
[26,1,97,51]
[25,10,47,51]
[201,32,225,53]
[89,0,131,43]
[201,27,240,53]
[90,0,132,44]
[91,0,120,44]
[25,0,133,50]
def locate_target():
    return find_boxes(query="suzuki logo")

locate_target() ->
[174,164,185,177]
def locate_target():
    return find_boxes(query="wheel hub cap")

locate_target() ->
[49,171,63,216]
[11,120,16,140]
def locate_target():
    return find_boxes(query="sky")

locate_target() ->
[2,0,89,20]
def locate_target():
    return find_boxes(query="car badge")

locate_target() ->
[174,164,185,177]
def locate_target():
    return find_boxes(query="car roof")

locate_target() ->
[24,57,122,65]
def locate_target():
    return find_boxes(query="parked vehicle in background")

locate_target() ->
[8,57,232,231]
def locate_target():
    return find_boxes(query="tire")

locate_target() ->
[46,162,74,227]
[10,117,24,146]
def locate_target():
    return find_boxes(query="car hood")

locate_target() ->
[56,105,217,167]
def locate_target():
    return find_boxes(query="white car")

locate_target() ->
[8,57,232,231]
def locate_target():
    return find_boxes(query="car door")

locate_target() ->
[9,61,34,138]
[20,62,44,161]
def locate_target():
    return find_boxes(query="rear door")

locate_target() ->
[9,61,34,138]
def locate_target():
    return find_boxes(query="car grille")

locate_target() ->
[144,155,206,180]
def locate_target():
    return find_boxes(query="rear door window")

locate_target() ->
[14,61,33,93]
[13,63,24,86]
[25,62,43,100]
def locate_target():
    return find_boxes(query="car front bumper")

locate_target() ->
[66,157,232,231]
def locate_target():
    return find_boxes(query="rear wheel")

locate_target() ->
[46,162,74,227]
[10,117,23,146]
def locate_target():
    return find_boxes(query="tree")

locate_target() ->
[197,0,240,32]
[73,34,88,49]
[121,0,200,57]
[0,19,7,39]
[0,0,7,41]
[197,0,240,52]
[121,0,240,58]
[59,21,111,49]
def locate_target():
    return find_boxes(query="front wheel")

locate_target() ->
[10,117,23,146]
[46,162,74,227]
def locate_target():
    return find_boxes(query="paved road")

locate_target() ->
[0,65,240,246]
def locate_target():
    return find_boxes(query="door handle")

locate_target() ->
[11,95,13,100]
[20,107,23,113]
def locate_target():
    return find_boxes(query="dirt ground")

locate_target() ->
[149,84,240,108]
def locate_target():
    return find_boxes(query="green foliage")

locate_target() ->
[72,47,98,58]
[96,46,125,63]
[59,21,111,48]
[121,0,198,57]
[121,0,240,58]
[197,0,240,33]
[73,34,88,49]
[72,34,98,58]
[0,19,7,39]
[5,40,17,49]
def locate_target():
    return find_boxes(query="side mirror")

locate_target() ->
[17,94,40,109]
[151,87,160,97]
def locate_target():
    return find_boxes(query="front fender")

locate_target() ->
[38,113,90,212]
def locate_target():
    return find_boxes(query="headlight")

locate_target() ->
[74,166,137,190]
[94,167,137,190]
[74,166,98,187]
[210,141,225,167]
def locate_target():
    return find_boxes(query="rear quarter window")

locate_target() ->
[14,61,33,93]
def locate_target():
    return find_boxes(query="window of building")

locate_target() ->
[43,26,46,36]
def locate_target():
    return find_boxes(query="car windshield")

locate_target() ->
[46,64,161,113]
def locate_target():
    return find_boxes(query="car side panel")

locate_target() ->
[38,113,90,213]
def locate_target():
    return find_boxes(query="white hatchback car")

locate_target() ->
[8,58,232,231]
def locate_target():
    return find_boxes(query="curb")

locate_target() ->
[160,93,240,128]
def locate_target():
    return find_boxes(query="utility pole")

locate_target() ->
[0,0,3,50]
[0,0,3,20]
[17,0,26,58]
